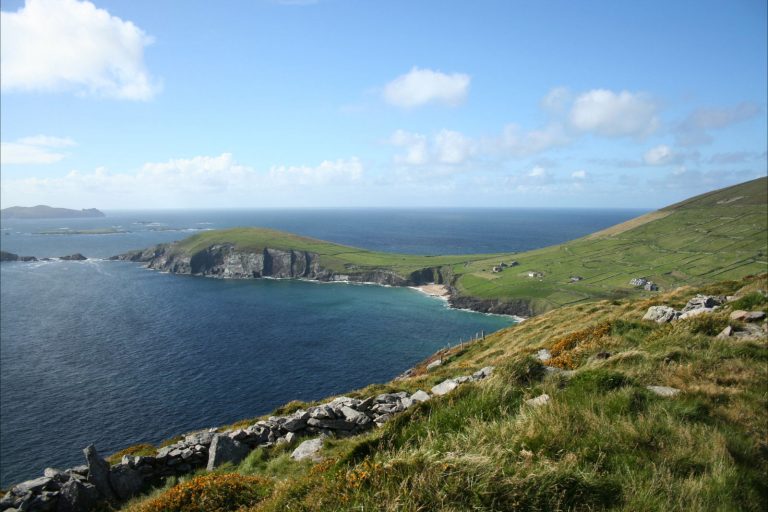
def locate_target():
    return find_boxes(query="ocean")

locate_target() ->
[0,208,645,486]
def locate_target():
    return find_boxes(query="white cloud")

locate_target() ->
[643,144,673,165]
[389,130,429,165]
[569,89,659,137]
[498,123,570,156]
[1,0,159,100]
[383,67,470,108]
[528,166,547,178]
[1,154,364,208]
[571,170,587,179]
[676,102,761,146]
[433,130,473,164]
[1,134,76,164]
[541,86,571,112]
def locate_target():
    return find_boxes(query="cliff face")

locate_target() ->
[111,243,442,287]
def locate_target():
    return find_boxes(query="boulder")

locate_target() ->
[108,464,144,501]
[410,390,430,402]
[83,445,117,503]
[282,411,310,432]
[339,406,370,425]
[306,418,355,431]
[290,437,324,462]
[56,480,100,512]
[426,359,442,371]
[431,379,459,396]
[59,253,87,261]
[730,310,766,322]
[206,435,250,471]
[716,325,733,339]
[682,295,725,312]
[284,432,297,444]
[471,366,494,381]
[679,307,718,320]
[647,385,680,397]
[642,306,679,323]
[12,476,53,495]
[525,394,551,407]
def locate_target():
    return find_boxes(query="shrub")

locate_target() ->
[729,292,767,311]
[127,473,273,512]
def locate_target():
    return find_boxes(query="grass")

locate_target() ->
[121,273,768,512]
[149,177,767,315]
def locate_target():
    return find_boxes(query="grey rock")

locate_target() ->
[180,449,194,460]
[647,385,681,397]
[678,307,717,320]
[184,431,214,446]
[290,437,324,462]
[108,464,144,501]
[730,310,767,322]
[306,418,355,431]
[229,429,248,441]
[426,359,442,371]
[399,397,415,409]
[642,305,679,323]
[43,468,69,482]
[12,477,53,495]
[455,376,472,384]
[66,466,88,477]
[309,405,335,419]
[83,445,117,503]
[682,295,725,312]
[410,390,430,402]
[56,480,100,512]
[206,434,250,471]
[525,394,551,407]
[471,366,494,381]
[340,406,370,425]
[282,411,310,432]
[284,432,297,444]
[716,325,733,339]
[373,414,392,426]
[431,379,459,396]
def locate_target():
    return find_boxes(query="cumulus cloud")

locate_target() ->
[571,170,588,179]
[383,67,470,108]
[675,102,761,146]
[569,89,659,137]
[1,153,364,207]
[643,144,674,165]
[498,123,570,156]
[1,135,76,164]
[389,130,429,165]
[389,129,476,167]
[1,0,159,100]
[541,86,571,113]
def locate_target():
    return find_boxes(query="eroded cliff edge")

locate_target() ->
[110,243,532,317]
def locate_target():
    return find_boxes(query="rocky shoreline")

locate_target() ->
[109,242,533,317]
[0,367,494,512]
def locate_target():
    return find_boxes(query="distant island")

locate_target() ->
[0,205,105,220]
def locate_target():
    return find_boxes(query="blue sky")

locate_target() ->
[1,0,766,209]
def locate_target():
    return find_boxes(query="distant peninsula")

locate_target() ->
[0,205,105,220]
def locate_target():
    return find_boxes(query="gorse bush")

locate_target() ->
[127,473,273,512]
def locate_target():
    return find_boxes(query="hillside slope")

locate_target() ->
[117,273,767,512]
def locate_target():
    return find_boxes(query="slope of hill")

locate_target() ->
[116,178,768,315]
[114,273,767,512]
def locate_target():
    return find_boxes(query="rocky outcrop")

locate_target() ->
[642,295,727,324]
[0,367,494,512]
[0,251,37,262]
[448,291,535,317]
[111,243,448,288]
[59,254,87,261]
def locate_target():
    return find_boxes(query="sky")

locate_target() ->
[0,0,766,209]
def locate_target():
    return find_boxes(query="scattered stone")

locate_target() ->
[340,406,370,425]
[282,411,309,432]
[109,464,144,501]
[290,437,324,462]
[678,307,717,320]
[426,359,442,371]
[83,445,117,503]
[307,418,355,431]
[12,476,53,495]
[206,435,250,471]
[471,366,494,380]
[59,253,87,261]
[643,305,679,323]
[730,310,766,322]
[647,385,681,397]
[536,349,551,361]
[56,479,100,512]
[682,295,725,312]
[431,379,459,396]
[284,432,297,444]
[525,394,551,407]
[716,325,733,339]
[410,390,430,402]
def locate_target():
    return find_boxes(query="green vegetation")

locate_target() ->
[121,273,768,511]
[164,177,767,314]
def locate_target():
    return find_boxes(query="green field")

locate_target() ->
[166,177,767,313]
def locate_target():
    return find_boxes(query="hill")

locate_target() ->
[115,178,768,315]
[103,273,765,511]
[0,205,105,220]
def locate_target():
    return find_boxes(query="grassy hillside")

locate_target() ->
[166,178,767,314]
[451,177,767,312]
[122,273,768,512]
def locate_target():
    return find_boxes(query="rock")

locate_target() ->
[524,394,551,407]
[184,430,214,446]
[309,405,335,419]
[282,411,310,432]
[426,359,442,371]
[56,480,100,512]
[647,385,681,397]
[43,468,68,482]
[455,376,472,384]
[339,406,370,425]
[730,310,766,322]
[716,325,733,339]
[290,437,324,462]
[399,397,415,409]
[471,366,494,381]
[373,413,392,426]
[12,476,53,495]
[108,464,144,501]
[284,432,297,444]
[678,308,717,320]
[410,390,430,402]
[83,445,117,503]
[206,435,250,471]
[642,306,679,323]
[306,417,355,431]
[59,253,87,261]
[431,379,459,396]
[536,349,551,361]
[682,295,725,312]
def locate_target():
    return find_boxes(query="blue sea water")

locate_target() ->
[0,208,644,487]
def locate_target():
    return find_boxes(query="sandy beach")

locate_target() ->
[413,283,451,299]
